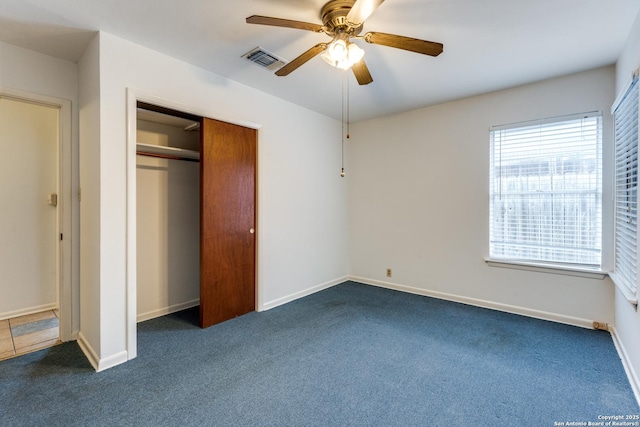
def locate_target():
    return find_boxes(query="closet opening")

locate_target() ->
[136,102,202,326]
[134,101,257,332]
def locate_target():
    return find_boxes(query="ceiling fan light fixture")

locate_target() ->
[347,42,364,64]
[329,38,348,61]
[321,38,364,70]
[321,38,347,67]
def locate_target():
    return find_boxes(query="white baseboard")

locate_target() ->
[137,299,200,323]
[77,331,129,372]
[349,276,596,330]
[610,326,640,408]
[76,331,99,371]
[260,276,348,311]
[96,350,128,372]
[0,303,58,321]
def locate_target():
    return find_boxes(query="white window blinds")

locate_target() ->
[489,112,603,267]
[612,76,638,301]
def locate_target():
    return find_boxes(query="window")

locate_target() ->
[489,112,603,269]
[612,76,638,301]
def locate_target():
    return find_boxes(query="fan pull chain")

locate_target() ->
[340,72,351,178]
[341,72,346,177]
[346,72,350,140]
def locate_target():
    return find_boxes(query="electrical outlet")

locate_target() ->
[386,268,392,278]
[593,321,608,331]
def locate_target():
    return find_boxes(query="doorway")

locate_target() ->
[0,96,60,358]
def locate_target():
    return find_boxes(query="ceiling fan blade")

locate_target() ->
[246,15,323,32]
[346,0,385,26]
[364,32,443,56]
[352,59,373,85]
[275,43,328,76]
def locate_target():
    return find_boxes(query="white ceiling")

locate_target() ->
[1,0,639,122]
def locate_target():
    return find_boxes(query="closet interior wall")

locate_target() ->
[136,110,201,322]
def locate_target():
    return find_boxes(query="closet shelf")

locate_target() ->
[136,143,200,161]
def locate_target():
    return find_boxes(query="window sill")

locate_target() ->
[485,258,608,279]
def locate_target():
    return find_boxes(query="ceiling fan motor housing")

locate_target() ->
[321,0,364,36]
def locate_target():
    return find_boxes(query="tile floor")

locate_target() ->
[0,310,60,361]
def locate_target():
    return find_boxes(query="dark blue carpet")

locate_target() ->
[1,281,638,426]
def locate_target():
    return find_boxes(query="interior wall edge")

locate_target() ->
[126,88,138,362]
[610,326,640,408]
[259,276,348,312]
[349,276,598,330]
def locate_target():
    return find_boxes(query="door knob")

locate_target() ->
[250,228,255,234]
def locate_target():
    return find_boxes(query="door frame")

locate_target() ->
[0,87,75,342]
[125,89,261,359]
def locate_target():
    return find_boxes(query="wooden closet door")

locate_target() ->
[200,118,256,328]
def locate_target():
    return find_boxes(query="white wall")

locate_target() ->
[136,120,200,321]
[79,32,349,369]
[0,41,80,338]
[0,41,78,99]
[616,11,640,95]
[348,66,616,327]
[613,10,640,404]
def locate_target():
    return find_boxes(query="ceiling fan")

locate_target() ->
[246,0,443,85]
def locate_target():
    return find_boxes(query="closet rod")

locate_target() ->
[136,151,200,162]
[136,142,200,162]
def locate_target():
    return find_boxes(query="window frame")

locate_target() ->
[487,111,604,275]
[610,75,639,304]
